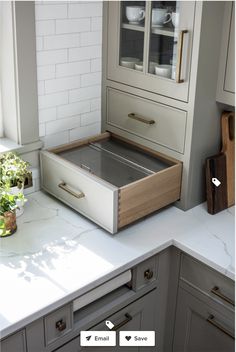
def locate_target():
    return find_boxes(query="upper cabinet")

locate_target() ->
[216,2,235,106]
[106,1,195,102]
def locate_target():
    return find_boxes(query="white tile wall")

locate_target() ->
[35,1,102,148]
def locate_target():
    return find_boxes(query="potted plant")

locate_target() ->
[0,189,20,237]
[0,152,31,216]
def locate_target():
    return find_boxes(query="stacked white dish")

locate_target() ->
[120,57,140,69]
[154,64,172,78]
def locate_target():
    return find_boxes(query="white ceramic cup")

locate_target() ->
[126,6,145,24]
[171,12,179,28]
[152,8,172,27]
[155,64,172,78]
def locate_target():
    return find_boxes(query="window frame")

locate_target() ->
[0,1,40,150]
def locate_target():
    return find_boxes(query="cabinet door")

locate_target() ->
[55,290,157,352]
[224,2,235,94]
[1,330,26,352]
[107,1,195,102]
[216,2,235,106]
[173,288,235,352]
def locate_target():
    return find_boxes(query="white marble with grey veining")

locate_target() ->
[0,191,234,339]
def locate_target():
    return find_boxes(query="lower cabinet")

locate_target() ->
[55,289,157,352]
[1,330,26,352]
[173,287,235,352]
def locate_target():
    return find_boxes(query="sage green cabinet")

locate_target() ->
[106,1,195,102]
[103,1,225,210]
[0,330,26,352]
[216,2,235,106]
[54,289,157,352]
[173,254,235,352]
[173,287,235,352]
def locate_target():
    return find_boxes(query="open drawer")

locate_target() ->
[40,132,182,233]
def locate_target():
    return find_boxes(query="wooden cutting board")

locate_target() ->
[221,111,235,207]
[206,153,227,214]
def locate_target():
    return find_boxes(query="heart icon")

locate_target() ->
[125,336,131,341]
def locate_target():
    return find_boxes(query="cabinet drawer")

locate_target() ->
[41,132,182,233]
[132,256,158,291]
[55,290,156,352]
[44,304,73,346]
[107,88,187,154]
[40,146,118,234]
[1,330,26,352]
[180,254,235,309]
[173,287,235,352]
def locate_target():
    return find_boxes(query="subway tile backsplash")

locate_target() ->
[35,1,102,148]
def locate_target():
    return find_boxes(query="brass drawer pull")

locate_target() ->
[112,313,132,331]
[176,30,188,83]
[128,113,155,125]
[58,182,85,199]
[55,319,67,332]
[211,286,235,306]
[144,269,154,280]
[206,315,234,339]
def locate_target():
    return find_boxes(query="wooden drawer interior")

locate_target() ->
[41,132,182,232]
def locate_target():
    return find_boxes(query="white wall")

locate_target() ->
[35,1,102,148]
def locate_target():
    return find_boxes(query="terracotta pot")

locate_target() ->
[0,211,17,237]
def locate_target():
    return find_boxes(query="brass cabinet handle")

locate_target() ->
[112,313,132,331]
[206,315,234,339]
[176,30,188,83]
[144,269,154,280]
[58,182,85,199]
[128,113,155,125]
[211,286,235,306]
[55,319,67,332]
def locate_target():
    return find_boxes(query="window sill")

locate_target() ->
[0,138,43,155]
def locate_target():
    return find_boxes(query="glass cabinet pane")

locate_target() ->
[119,1,146,72]
[148,1,179,80]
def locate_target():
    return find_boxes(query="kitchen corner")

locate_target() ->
[0,0,235,350]
[0,190,234,340]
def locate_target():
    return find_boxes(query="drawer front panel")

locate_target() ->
[1,330,26,352]
[180,254,235,309]
[40,151,118,233]
[45,304,73,346]
[107,88,187,154]
[173,287,235,352]
[55,290,157,352]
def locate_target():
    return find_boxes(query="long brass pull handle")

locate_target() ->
[176,30,188,83]
[206,315,234,339]
[211,286,235,306]
[112,313,132,331]
[58,182,85,199]
[128,113,155,125]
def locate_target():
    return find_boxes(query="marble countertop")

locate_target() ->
[0,191,234,339]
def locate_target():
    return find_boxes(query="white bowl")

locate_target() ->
[120,57,140,69]
[149,61,159,74]
[135,62,143,71]
[155,64,172,78]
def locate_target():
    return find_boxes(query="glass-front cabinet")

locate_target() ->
[107,1,195,102]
